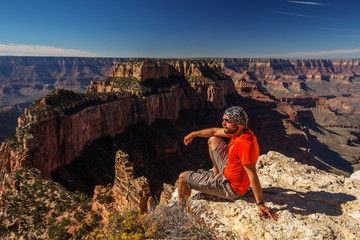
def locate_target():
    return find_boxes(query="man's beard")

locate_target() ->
[224,125,239,134]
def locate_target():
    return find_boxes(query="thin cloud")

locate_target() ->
[288,1,325,6]
[0,43,101,57]
[342,35,360,38]
[326,28,360,32]
[267,48,360,58]
[276,11,334,20]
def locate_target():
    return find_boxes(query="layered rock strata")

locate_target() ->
[223,58,360,81]
[0,60,233,178]
[110,59,225,82]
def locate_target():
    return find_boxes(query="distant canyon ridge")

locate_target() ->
[0,57,359,177]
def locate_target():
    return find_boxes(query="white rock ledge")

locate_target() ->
[177,151,360,239]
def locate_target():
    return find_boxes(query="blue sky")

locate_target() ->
[1,0,360,58]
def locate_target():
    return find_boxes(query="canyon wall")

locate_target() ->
[222,58,360,81]
[0,60,233,178]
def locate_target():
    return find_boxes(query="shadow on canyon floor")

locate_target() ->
[51,137,117,195]
[307,132,354,174]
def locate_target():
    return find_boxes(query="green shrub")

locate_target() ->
[32,209,42,225]
[86,210,147,239]
[73,223,92,240]
[96,194,113,205]
[59,191,67,199]
[54,202,66,212]
[90,212,102,228]
[80,197,92,212]
[32,180,43,192]
[74,211,85,222]
[48,216,56,225]
[73,194,81,203]
[47,223,71,240]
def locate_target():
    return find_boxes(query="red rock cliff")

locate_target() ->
[0,60,233,178]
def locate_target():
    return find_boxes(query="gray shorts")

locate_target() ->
[184,140,245,201]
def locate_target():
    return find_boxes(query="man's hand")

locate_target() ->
[184,133,194,146]
[258,204,279,221]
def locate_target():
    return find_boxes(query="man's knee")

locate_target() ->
[208,136,222,151]
[179,171,187,184]
[178,171,192,192]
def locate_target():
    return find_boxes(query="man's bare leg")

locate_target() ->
[208,136,223,175]
[177,137,222,206]
[178,172,191,206]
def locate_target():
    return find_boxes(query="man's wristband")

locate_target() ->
[256,201,264,206]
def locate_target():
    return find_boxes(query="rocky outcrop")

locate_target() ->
[87,60,234,96]
[113,150,151,214]
[351,170,360,181]
[0,60,233,178]
[169,151,360,239]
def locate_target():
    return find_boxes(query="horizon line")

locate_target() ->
[0,55,359,60]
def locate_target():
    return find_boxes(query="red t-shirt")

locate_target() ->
[223,129,259,194]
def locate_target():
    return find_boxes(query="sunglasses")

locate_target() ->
[222,118,232,123]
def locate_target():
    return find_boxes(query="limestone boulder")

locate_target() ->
[350,170,360,181]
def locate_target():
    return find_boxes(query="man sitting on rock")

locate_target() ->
[178,106,278,220]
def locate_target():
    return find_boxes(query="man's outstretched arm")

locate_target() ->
[243,163,279,221]
[184,127,227,145]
